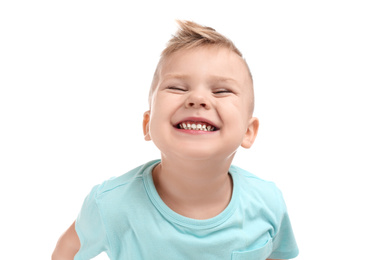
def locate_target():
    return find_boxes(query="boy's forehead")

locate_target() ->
[158,46,252,83]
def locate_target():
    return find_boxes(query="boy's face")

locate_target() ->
[143,46,259,161]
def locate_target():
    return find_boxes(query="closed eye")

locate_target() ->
[167,86,187,92]
[213,89,233,94]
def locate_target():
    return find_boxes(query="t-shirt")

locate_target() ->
[75,160,299,260]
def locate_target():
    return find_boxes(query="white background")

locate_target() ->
[1,1,389,259]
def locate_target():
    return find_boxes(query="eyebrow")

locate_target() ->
[162,74,190,80]
[163,73,238,84]
[209,76,238,84]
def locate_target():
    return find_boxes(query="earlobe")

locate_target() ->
[143,111,152,141]
[241,117,259,149]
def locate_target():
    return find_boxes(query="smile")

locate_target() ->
[176,121,218,132]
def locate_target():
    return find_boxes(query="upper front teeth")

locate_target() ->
[179,122,215,131]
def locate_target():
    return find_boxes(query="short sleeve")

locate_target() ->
[75,184,109,260]
[268,187,299,259]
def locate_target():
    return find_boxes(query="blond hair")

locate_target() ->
[162,20,243,58]
[149,20,254,111]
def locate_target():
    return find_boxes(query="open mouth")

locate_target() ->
[175,121,219,132]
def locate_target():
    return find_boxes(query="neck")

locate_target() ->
[152,155,234,219]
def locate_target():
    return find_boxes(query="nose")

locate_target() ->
[185,90,210,109]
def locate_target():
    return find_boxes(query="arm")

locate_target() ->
[52,221,80,260]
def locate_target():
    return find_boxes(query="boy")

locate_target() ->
[52,20,299,260]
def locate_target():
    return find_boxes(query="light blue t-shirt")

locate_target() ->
[75,160,299,260]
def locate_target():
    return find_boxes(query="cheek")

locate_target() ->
[152,93,184,112]
[149,113,165,132]
[222,103,251,132]
[221,101,248,120]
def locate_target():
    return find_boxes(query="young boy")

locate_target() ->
[52,20,299,260]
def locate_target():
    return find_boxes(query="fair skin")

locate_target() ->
[51,221,80,260]
[52,46,283,260]
[143,46,258,219]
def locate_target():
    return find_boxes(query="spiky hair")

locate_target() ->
[161,20,242,58]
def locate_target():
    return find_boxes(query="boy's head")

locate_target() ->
[149,20,254,113]
[143,21,259,161]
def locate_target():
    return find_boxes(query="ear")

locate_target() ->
[143,111,152,141]
[241,117,259,149]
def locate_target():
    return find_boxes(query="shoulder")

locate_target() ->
[230,165,286,213]
[92,160,160,199]
[230,165,281,195]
